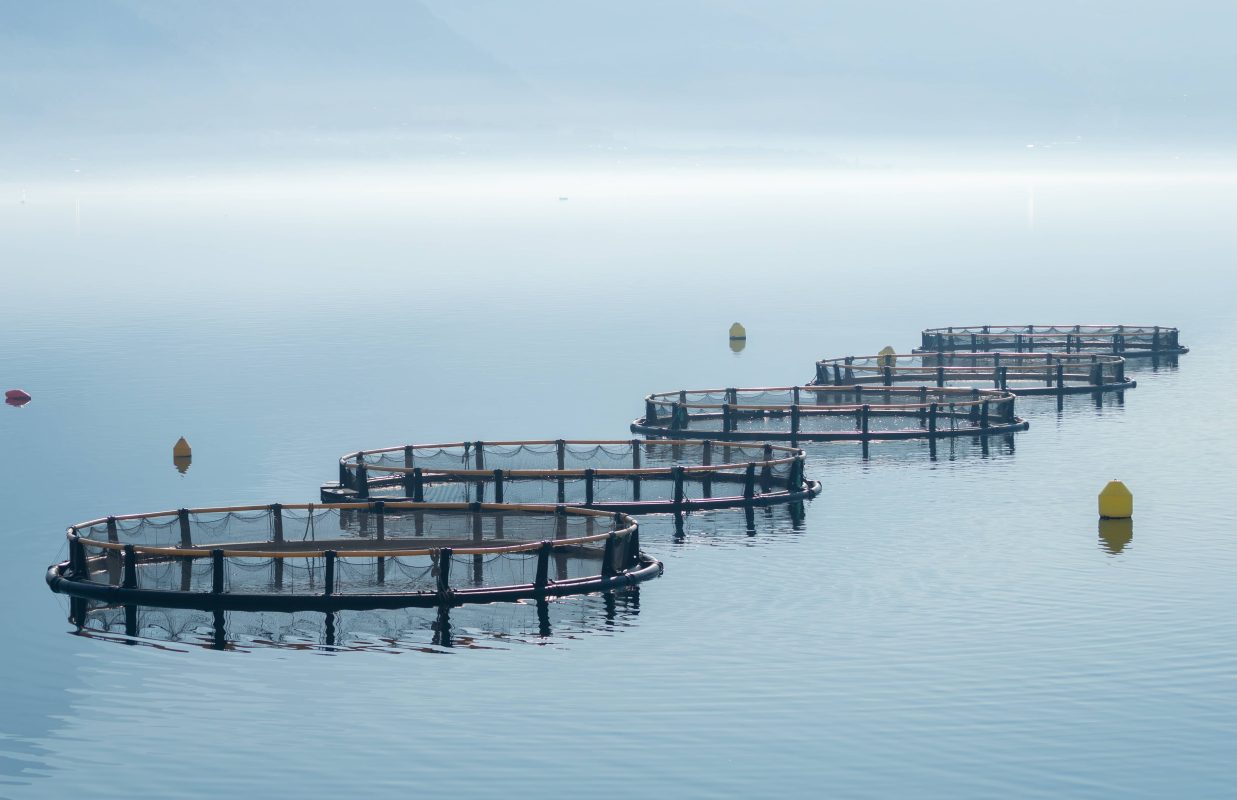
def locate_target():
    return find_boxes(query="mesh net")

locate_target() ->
[333,440,811,507]
[67,505,649,602]
[636,386,1024,441]
[919,324,1184,355]
[812,352,1129,392]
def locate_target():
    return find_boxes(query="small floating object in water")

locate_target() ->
[559,196,568,201]
[729,322,746,340]
[1098,479,1132,519]
[173,437,192,474]
[4,389,31,407]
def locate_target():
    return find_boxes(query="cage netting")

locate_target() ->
[325,439,819,510]
[812,352,1134,395]
[50,503,661,611]
[918,324,1186,356]
[632,386,1029,443]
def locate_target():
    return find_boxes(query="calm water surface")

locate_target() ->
[1,168,1235,798]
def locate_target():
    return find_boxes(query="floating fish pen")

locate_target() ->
[631,386,1029,443]
[320,439,821,512]
[46,502,661,612]
[812,352,1135,395]
[918,325,1187,356]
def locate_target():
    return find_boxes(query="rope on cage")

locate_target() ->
[298,503,315,542]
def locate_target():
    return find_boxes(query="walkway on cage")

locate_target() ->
[47,502,661,612]
[321,439,822,512]
[631,386,1029,443]
[812,352,1135,395]
[918,324,1187,357]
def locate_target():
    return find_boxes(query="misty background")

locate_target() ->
[3,0,1235,174]
[4,6,1237,798]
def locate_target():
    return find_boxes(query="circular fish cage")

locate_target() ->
[320,439,821,512]
[812,352,1135,395]
[918,325,1187,357]
[46,503,661,612]
[631,386,1029,442]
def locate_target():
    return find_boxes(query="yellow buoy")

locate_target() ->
[172,437,192,474]
[1098,479,1132,519]
[729,337,746,353]
[877,345,897,369]
[729,322,746,340]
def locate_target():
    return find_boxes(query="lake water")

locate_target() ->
[1,165,1235,798]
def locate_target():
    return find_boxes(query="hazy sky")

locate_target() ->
[2,0,1233,168]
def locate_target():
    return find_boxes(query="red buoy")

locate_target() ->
[5,389,31,407]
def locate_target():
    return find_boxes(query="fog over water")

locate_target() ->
[5,0,1237,169]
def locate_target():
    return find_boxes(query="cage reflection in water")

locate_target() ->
[323,439,821,511]
[653,500,808,544]
[812,351,1135,395]
[918,324,1187,357]
[47,502,662,612]
[632,386,1029,444]
[794,428,1020,467]
[66,589,644,652]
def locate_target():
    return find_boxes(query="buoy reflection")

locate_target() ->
[1098,518,1133,555]
[173,454,192,475]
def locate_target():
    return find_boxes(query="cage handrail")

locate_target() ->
[645,384,1009,397]
[352,438,805,455]
[645,385,1013,399]
[821,369,1106,379]
[643,386,1017,413]
[70,499,628,531]
[648,397,1010,409]
[648,402,1007,413]
[818,351,1125,367]
[349,457,801,478]
[922,324,1176,335]
[71,501,635,538]
[71,529,617,560]
[340,438,806,483]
